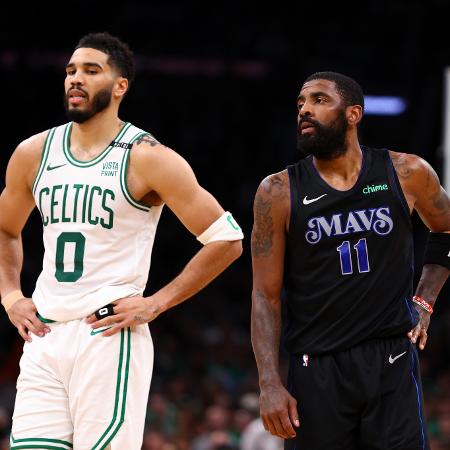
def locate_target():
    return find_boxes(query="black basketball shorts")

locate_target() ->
[285,336,429,450]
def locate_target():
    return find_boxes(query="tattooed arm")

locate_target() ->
[391,151,450,349]
[251,170,299,439]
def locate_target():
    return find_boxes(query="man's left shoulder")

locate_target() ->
[388,150,431,181]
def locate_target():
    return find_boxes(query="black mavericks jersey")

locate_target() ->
[284,147,419,355]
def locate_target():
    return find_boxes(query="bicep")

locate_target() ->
[413,163,450,232]
[251,181,287,300]
[145,149,224,235]
[0,152,36,237]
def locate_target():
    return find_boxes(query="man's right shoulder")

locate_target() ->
[257,170,290,201]
[14,129,52,159]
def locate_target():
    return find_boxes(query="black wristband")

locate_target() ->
[423,232,450,270]
[94,304,115,320]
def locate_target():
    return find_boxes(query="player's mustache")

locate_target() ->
[298,117,321,132]
[66,86,89,99]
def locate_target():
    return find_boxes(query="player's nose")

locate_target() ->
[299,101,313,117]
[69,70,85,86]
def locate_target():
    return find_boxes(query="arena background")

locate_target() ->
[1,1,449,449]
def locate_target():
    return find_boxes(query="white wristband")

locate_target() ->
[1,289,25,312]
[196,212,244,245]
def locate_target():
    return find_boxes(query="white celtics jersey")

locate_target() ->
[32,122,163,321]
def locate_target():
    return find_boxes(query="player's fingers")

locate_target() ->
[263,415,279,437]
[101,322,126,337]
[85,314,95,324]
[271,414,291,439]
[288,397,300,428]
[279,410,296,439]
[30,315,51,334]
[419,329,428,350]
[90,313,121,329]
[411,325,421,343]
[261,414,280,437]
[24,319,45,337]
[17,325,31,342]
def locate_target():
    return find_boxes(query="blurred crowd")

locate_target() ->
[1,296,449,449]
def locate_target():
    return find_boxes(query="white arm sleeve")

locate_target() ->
[196,211,244,245]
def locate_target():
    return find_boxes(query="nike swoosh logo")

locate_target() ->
[46,163,67,171]
[389,351,407,364]
[90,326,112,336]
[303,194,327,205]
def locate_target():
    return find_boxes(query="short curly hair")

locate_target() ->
[304,71,364,111]
[75,32,135,86]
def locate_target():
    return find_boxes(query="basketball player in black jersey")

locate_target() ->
[251,72,450,449]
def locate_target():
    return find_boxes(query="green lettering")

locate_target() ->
[88,186,102,225]
[61,185,70,223]
[82,184,89,224]
[73,184,83,223]
[39,187,50,226]
[50,185,62,224]
[101,189,115,229]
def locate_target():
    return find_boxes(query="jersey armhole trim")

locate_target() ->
[119,131,152,212]
[385,150,412,225]
[287,164,299,234]
[32,127,56,196]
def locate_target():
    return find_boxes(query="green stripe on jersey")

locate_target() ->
[63,122,131,167]
[32,128,56,196]
[119,131,151,211]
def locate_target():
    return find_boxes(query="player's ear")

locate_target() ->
[346,105,363,126]
[114,77,128,99]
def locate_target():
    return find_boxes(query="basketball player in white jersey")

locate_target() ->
[0,32,243,450]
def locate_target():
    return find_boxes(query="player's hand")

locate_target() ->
[85,296,161,337]
[259,382,300,439]
[407,305,431,350]
[7,297,51,342]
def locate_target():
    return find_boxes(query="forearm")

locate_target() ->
[0,228,23,297]
[148,239,242,314]
[415,264,450,306]
[251,289,283,388]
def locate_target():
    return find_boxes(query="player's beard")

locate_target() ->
[64,85,113,124]
[297,109,348,160]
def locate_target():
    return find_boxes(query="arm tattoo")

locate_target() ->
[432,188,448,211]
[251,173,289,257]
[252,195,273,257]
[391,153,412,180]
[135,134,160,147]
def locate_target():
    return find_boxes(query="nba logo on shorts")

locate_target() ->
[302,354,309,367]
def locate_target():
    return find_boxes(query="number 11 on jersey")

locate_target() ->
[337,238,370,275]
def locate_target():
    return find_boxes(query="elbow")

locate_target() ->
[229,239,243,262]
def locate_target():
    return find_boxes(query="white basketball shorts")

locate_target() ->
[10,318,153,450]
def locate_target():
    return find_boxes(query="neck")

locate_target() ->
[313,134,363,191]
[70,108,124,152]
